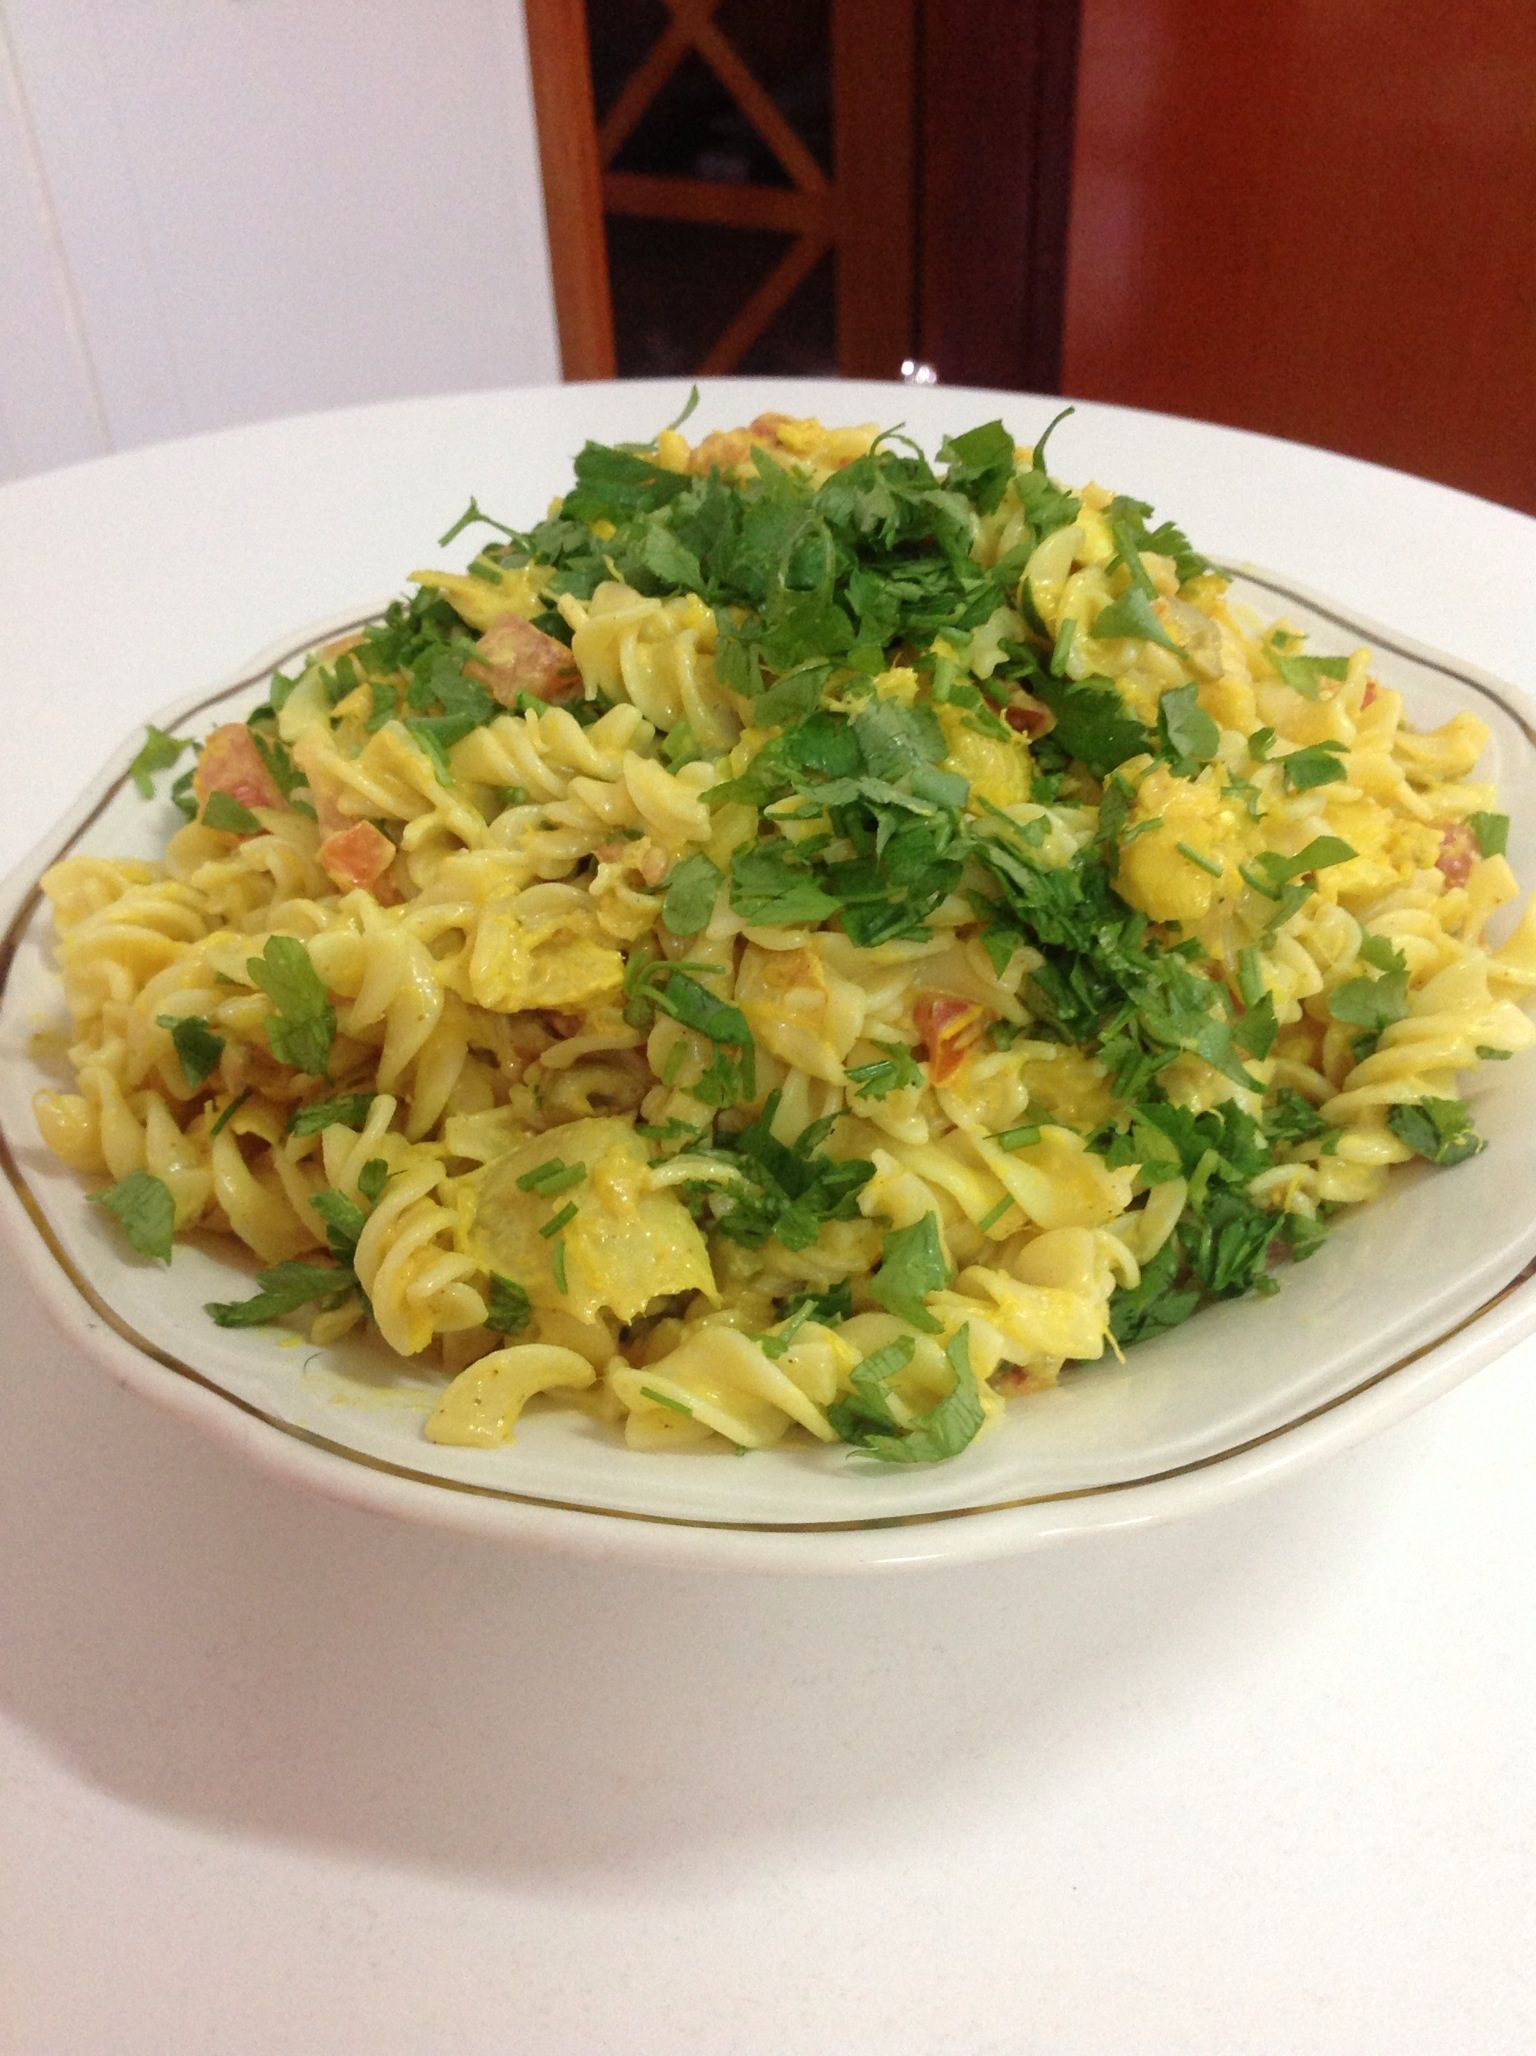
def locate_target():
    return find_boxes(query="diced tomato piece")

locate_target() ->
[1435,821,1478,888]
[914,994,989,1084]
[465,614,581,706]
[193,723,282,821]
[1005,701,1050,736]
[319,821,399,902]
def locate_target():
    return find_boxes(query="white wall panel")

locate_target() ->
[0,0,558,475]
[0,11,108,474]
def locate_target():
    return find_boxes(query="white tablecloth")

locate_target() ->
[3,383,1532,2054]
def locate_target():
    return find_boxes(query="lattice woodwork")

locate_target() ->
[527,0,916,378]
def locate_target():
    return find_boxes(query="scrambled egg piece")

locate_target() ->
[1316,796,1442,904]
[1115,763,1247,924]
[938,704,1031,810]
[474,1117,716,1323]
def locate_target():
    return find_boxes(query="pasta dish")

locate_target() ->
[34,404,1536,1465]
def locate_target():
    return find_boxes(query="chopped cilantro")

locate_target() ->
[1177,842,1223,878]
[869,1211,949,1333]
[845,1042,924,1100]
[1157,683,1219,772]
[1470,811,1509,859]
[91,1170,175,1263]
[1388,1098,1484,1166]
[1281,740,1349,791]
[207,1258,356,1329]
[685,1092,872,1252]
[1031,675,1151,779]
[128,725,189,799]
[1094,584,1181,654]
[1265,638,1349,699]
[624,955,756,1106]
[156,1012,224,1089]
[203,791,262,834]
[486,1274,533,1334]
[661,852,721,936]
[1329,966,1410,1035]
[854,1326,986,1465]
[287,1094,376,1138]
[208,1088,253,1139]
[246,935,336,1078]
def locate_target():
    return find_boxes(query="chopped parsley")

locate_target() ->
[869,1211,949,1333]
[286,1094,376,1138]
[1388,1097,1484,1166]
[203,791,262,834]
[661,852,722,935]
[156,1013,224,1089]
[91,1170,175,1263]
[845,1042,924,1100]
[485,1274,533,1334]
[128,725,190,799]
[683,1092,872,1253]
[246,935,336,1078]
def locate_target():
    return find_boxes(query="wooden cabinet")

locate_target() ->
[1064,0,1536,512]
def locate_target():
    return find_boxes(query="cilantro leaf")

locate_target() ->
[485,1274,533,1335]
[845,1041,924,1100]
[869,1211,949,1333]
[1094,585,1181,653]
[825,1337,914,1439]
[857,1326,986,1465]
[1281,740,1349,791]
[206,1259,357,1328]
[1105,493,1209,587]
[626,959,755,1106]
[1156,683,1219,772]
[247,935,336,1078]
[91,1170,175,1263]
[203,791,262,834]
[1265,638,1349,698]
[729,845,840,926]
[1470,811,1509,858]
[687,1092,873,1252]
[1109,1237,1201,1345]
[156,1013,224,1089]
[286,1094,376,1138]
[1265,1089,1330,1145]
[1329,967,1410,1034]
[128,725,190,799]
[1241,836,1357,897]
[938,419,1016,514]
[311,1188,369,1264]
[1387,1098,1484,1166]
[1032,676,1152,779]
[661,852,721,936]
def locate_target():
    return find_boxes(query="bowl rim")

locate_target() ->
[4,568,1535,1573]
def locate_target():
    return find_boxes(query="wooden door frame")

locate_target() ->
[916,0,1081,392]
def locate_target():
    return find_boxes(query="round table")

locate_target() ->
[3,381,1532,2055]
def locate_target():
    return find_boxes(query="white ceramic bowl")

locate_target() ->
[3,570,1534,1571]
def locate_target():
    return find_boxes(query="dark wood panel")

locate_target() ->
[917,0,1080,391]
[832,0,918,376]
[1064,0,1536,512]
